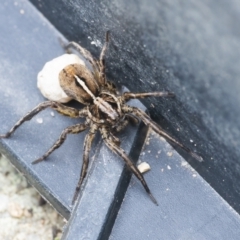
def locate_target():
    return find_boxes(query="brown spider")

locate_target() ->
[0,31,202,205]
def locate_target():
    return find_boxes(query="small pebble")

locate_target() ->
[137,162,151,173]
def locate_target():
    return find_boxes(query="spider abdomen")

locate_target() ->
[59,64,99,105]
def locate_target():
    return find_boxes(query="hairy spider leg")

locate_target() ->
[99,31,110,85]
[32,123,88,164]
[108,132,121,146]
[72,124,98,204]
[63,41,98,71]
[123,106,203,162]
[0,101,83,138]
[122,91,175,102]
[99,31,110,64]
[113,114,139,133]
[100,127,158,206]
[115,118,130,132]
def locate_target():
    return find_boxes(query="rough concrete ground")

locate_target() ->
[0,153,65,240]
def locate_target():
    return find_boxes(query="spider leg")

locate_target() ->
[99,31,110,85]
[32,123,88,164]
[55,104,88,118]
[0,101,82,138]
[99,31,109,66]
[61,40,98,69]
[115,119,129,132]
[123,105,203,162]
[72,124,98,204]
[114,114,138,132]
[122,91,175,102]
[101,128,158,205]
[109,132,121,146]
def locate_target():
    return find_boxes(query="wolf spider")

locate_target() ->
[0,31,202,205]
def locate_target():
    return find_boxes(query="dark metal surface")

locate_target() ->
[110,131,240,239]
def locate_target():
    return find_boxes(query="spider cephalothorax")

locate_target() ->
[0,31,202,205]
